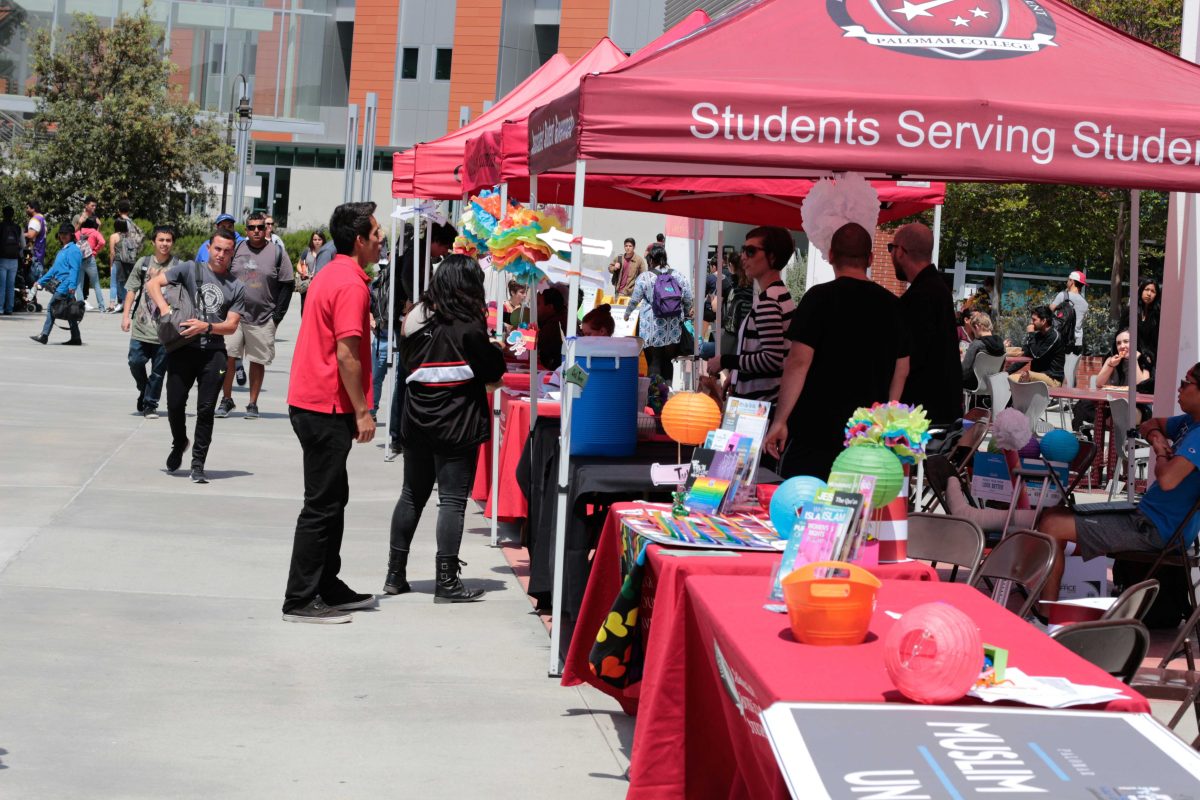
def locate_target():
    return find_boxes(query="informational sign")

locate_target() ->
[971,452,1067,506]
[761,703,1200,800]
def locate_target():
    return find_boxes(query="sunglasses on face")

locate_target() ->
[887,243,904,253]
[246,224,266,231]
[1181,378,1199,390]
[741,245,766,257]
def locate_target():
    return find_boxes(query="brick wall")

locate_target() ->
[446,0,503,132]
[348,0,399,146]
[559,0,612,60]
[870,228,905,297]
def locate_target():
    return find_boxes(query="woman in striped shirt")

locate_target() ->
[706,226,796,405]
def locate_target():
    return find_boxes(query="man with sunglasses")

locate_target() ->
[217,211,294,419]
[1038,364,1200,604]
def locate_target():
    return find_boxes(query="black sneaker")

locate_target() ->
[326,592,378,611]
[215,397,235,418]
[384,443,402,463]
[166,439,190,472]
[244,403,259,419]
[29,334,47,344]
[235,364,247,386]
[282,598,352,624]
[137,395,145,413]
[143,407,159,420]
[61,338,82,345]
[190,466,209,484]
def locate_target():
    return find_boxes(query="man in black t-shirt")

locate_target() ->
[891,222,963,424]
[764,223,911,480]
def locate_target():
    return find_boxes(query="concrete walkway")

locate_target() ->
[0,303,633,798]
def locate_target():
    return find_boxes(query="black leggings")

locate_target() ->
[644,343,681,383]
[166,347,226,467]
[389,443,478,557]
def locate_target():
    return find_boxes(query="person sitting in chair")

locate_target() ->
[1039,361,1200,603]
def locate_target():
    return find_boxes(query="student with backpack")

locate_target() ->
[0,205,23,315]
[74,217,108,312]
[109,199,143,312]
[1050,270,1088,355]
[623,242,694,382]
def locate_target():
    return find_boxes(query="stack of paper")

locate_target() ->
[969,668,1129,709]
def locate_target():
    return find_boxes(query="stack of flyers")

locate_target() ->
[766,492,858,602]
[721,398,771,506]
[825,472,877,562]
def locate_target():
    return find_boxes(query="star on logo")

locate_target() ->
[971,6,990,17]
[890,0,957,22]
[951,15,971,26]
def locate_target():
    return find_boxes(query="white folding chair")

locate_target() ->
[1010,379,1052,434]
[964,352,1005,410]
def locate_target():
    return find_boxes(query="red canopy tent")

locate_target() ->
[404,41,625,201]
[528,0,1200,193]
[462,9,944,227]
[524,0,1200,677]
[389,52,572,199]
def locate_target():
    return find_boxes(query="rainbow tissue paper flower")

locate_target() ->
[456,190,505,256]
[486,205,568,284]
[844,402,931,465]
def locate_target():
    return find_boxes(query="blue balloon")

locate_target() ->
[769,476,828,538]
[1040,428,1081,465]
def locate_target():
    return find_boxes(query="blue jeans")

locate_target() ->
[372,334,388,414]
[129,339,167,409]
[0,257,16,313]
[110,261,129,308]
[75,256,104,309]
[40,296,80,339]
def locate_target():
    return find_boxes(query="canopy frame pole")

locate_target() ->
[1128,190,1141,502]
[530,174,540,431]
[714,221,724,358]
[490,183,509,547]
[692,220,705,358]
[549,159,586,677]
[424,206,434,287]
[383,200,400,462]
[412,201,422,311]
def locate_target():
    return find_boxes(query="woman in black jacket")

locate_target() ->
[384,255,506,602]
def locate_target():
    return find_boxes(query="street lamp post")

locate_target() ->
[220,74,253,215]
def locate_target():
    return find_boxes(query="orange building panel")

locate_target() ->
[348,0,401,147]
[446,0,502,132]
[558,0,611,60]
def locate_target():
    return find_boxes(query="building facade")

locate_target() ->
[1,0,718,228]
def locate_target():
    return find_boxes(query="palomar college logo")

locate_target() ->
[827,0,1057,61]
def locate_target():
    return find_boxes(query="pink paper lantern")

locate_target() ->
[884,602,982,704]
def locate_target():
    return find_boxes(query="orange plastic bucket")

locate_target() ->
[781,561,882,646]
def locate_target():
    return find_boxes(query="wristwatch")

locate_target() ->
[205,322,213,335]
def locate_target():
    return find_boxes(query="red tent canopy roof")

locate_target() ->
[410,40,626,199]
[528,0,1200,192]
[391,52,572,198]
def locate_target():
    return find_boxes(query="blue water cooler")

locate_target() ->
[569,336,642,456]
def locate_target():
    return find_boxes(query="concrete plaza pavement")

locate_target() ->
[0,303,633,798]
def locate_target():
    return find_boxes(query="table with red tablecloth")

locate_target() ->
[561,503,938,715]
[625,575,1151,800]
[471,385,560,519]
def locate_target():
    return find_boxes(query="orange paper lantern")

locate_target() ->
[661,391,722,446]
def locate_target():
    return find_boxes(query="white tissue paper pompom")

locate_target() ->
[800,173,881,260]
[992,408,1033,452]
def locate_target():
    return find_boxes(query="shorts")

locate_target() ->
[226,320,276,365]
[1074,510,1163,561]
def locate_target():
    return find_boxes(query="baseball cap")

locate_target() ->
[214,213,236,225]
[1068,270,1087,286]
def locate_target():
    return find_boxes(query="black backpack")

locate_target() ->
[1053,296,1076,340]
[0,221,22,259]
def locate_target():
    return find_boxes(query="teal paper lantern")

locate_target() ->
[1040,428,1081,465]
[832,445,905,508]
[769,476,827,538]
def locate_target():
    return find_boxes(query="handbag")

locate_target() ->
[154,261,202,353]
[49,294,85,322]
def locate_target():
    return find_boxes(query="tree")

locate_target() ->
[941,0,1180,318]
[10,5,231,221]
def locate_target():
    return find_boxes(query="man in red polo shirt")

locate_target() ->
[282,201,380,624]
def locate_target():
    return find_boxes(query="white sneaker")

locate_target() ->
[84,302,95,310]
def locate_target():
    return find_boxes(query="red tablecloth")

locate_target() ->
[471,387,560,518]
[561,503,938,715]
[627,575,1151,800]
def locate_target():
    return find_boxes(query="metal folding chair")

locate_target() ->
[907,513,985,583]
[970,529,1058,619]
[1051,619,1150,684]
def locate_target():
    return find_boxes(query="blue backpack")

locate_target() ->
[650,269,683,318]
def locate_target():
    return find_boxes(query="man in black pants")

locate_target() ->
[146,230,245,483]
[281,201,379,624]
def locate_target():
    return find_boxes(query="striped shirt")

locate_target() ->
[721,280,795,404]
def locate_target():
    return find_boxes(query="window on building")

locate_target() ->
[209,42,224,76]
[434,48,452,81]
[401,48,419,80]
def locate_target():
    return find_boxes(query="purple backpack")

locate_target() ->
[650,269,683,318]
